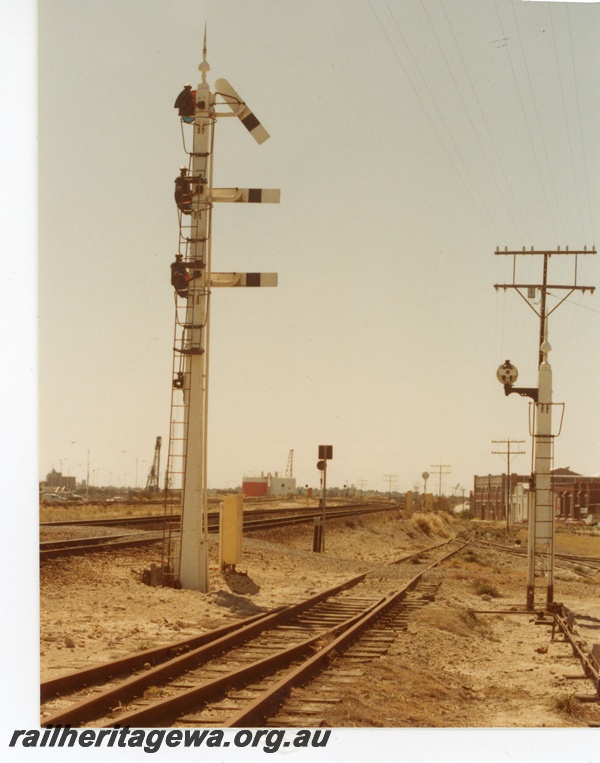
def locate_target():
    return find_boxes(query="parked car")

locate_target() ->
[41,493,67,503]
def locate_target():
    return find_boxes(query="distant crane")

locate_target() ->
[145,436,162,492]
[285,449,294,478]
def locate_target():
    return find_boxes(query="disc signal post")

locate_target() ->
[314,446,333,553]
[166,34,279,591]
[494,246,595,609]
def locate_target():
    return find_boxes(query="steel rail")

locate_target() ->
[41,537,463,726]
[40,532,167,560]
[42,538,468,728]
[476,538,600,564]
[41,538,455,700]
[473,539,600,577]
[41,609,279,702]
[100,597,383,728]
[40,501,388,529]
[40,533,134,551]
[40,504,400,560]
[552,610,600,696]
[226,541,469,727]
[41,573,370,727]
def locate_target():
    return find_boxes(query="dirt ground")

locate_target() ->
[40,507,600,727]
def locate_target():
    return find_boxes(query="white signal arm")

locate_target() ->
[215,78,270,144]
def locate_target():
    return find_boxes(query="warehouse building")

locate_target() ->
[242,472,297,497]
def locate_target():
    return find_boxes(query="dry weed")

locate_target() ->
[553,692,580,716]
[473,579,501,598]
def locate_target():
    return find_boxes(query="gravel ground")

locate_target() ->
[39,508,600,727]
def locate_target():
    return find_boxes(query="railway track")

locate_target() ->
[41,537,468,727]
[550,605,600,699]
[473,538,600,579]
[39,501,378,529]
[40,504,399,560]
[473,538,600,723]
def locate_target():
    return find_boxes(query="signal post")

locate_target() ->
[494,246,595,609]
[171,37,279,591]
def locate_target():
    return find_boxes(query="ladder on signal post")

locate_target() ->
[161,128,215,587]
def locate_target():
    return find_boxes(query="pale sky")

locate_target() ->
[33,0,600,499]
[34,0,600,498]
[2,1,599,756]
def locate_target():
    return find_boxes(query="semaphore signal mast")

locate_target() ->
[162,33,279,592]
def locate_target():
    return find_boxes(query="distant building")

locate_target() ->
[42,469,76,492]
[241,471,297,497]
[242,474,269,497]
[268,474,296,497]
[474,467,600,522]
[511,481,530,523]
[551,468,600,521]
[473,473,529,521]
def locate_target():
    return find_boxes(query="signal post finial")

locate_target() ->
[199,25,210,83]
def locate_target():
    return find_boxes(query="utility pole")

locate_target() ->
[494,246,595,609]
[357,479,368,497]
[122,451,138,488]
[492,439,525,530]
[383,474,398,501]
[71,442,90,500]
[430,464,451,500]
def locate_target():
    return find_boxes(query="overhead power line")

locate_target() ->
[368,0,500,239]
[421,0,531,242]
[504,0,564,241]
[548,4,586,242]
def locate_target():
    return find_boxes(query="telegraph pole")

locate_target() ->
[492,439,525,530]
[430,464,451,500]
[383,474,398,500]
[494,246,595,609]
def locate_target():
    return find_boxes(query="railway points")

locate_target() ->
[40,539,468,727]
[40,506,600,727]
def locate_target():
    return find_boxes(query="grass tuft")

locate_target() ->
[553,693,578,715]
[473,579,501,598]
[459,608,480,628]
[462,550,487,566]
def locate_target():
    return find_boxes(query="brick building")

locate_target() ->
[552,468,600,521]
[473,473,529,521]
[473,467,600,523]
